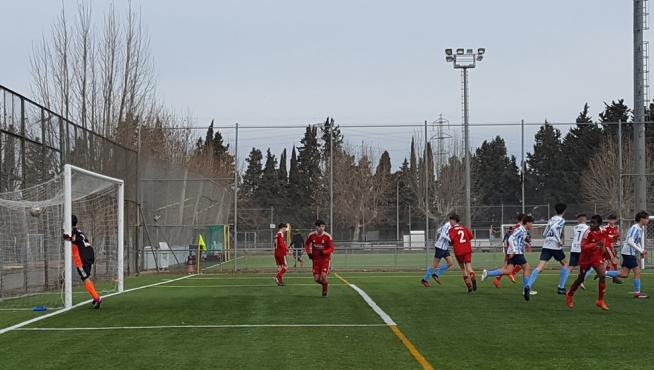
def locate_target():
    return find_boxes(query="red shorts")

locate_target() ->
[580,259,603,272]
[312,258,330,275]
[274,254,287,266]
[455,253,472,264]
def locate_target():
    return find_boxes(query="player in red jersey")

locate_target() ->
[447,214,477,293]
[566,215,609,311]
[602,214,623,284]
[273,223,289,286]
[304,220,335,297]
[494,213,525,288]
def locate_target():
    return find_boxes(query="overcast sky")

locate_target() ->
[0,0,646,167]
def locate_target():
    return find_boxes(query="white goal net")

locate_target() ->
[0,164,123,311]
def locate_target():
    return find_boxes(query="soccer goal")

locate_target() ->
[0,164,123,311]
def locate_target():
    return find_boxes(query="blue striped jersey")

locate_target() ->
[435,222,452,250]
[508,225,527,255]
[621,224,644,256]
[543,215,566,250]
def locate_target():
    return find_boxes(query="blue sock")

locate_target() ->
[487,269,502,277]
[437,263,449,276]
[634,279,641,293]
[422,266,434,281]
[606,270,620,278]
[528,269,540,287]
[558,267,570,289]
[523,276,529,288]
[584,268,594,280]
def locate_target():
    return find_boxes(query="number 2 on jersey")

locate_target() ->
[457,230,466,244]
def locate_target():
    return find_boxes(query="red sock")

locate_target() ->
[611,263,618,271]
[598,281,606,301]
[463,276,471,288]
[276,267,287,283]
[469,271,476,280]
[512,265,522,274]
[495,275,503,282]
[322,282,328,294]
[84,280,100,301]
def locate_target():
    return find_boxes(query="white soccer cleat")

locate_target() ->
[481,269,488,282]
[529,290,538,296]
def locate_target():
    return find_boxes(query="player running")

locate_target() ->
[565,213,589,290]
[273,223,289,286]
[420,214,456,287]
[482,215,535,301]
[606,211,650,299]
[527,203,570,295]
[565,215,610,311]
[62,214,102,309]
[494,213,525,288]
[447,214,477,293]
[601,214,623,284]
[304,220,335,297]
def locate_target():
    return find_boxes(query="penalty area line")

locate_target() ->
[16,323,389,331]
[0,274,195,336]
[334,273,434,370]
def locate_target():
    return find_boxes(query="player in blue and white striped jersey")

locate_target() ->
[606,211,650,299]
[528,203,570,295]
[420,214,457,287]
[482,215,535,301]
[564,214,589,290]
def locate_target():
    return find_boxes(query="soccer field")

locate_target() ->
[1,269,653,369]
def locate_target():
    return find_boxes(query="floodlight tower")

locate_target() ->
[445,48,485,227]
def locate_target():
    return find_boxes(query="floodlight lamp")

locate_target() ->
[476,55,483,61]
[445,48,453,56]
[466,49,473,54]
[456,48,464,55]
[446,56,454,62]
[478,48,485,55]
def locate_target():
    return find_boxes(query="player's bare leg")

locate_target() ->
[458,262,472,292]
[565,270,587,309]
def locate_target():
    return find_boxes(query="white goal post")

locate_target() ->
[63,164,124,308]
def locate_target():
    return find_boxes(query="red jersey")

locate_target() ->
[448,225,473,255]
[603,224,620,247]
[274,231,288,256]
[304,231,335,259]
[580,228,605,267]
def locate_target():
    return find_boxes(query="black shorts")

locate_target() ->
[569,252,581,267]
[76,263,93,280]
[434,248,450,259]
[622,254,639,269]
[539,248,566,262]
[508,254,527,266]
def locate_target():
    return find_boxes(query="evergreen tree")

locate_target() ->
[257,148,279,208]
[241,147,263,200]
[297,125,323,216]
[599,99,631,137]
[320,117,344,160]
[278,148,288,187]
[560,103,605,209]
[526,123,566,206]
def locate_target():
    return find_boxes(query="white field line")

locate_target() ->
[154,283,345,288]
[202,256,246,271]
[0,274,195,336]
[347,284,396,325]
[16,323,388,331]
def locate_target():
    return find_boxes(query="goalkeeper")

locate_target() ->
[63,214,102,309]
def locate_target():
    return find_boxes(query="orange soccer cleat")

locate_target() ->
[493,278,501,289]
[595,300,609,311]
[508,274,517,284]
[566,294,574,309]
